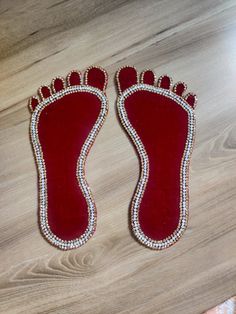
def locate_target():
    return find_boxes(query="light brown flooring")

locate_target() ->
[0,1,236,313]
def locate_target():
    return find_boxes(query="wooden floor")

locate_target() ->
[0,1,236,313]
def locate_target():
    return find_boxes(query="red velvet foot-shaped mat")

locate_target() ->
[29,67,108,250]
[116,66,197,250]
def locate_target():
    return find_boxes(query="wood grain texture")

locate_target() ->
[0,0,236,313]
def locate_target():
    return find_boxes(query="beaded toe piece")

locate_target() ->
[116,66,197,250]
[29,67,108,250]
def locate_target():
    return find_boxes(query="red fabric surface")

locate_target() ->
[30,97,39,111]
[38,92,101,240]
[53,78,64,92]
[158,75,171,89]
[174,83,186,96]
[118,67,137,92]
[124,91,188,240]
[86,67,107,91]
[40,86,51,98]
[185,94,196,108]
[142,70,155,85]
[68,71,81,86]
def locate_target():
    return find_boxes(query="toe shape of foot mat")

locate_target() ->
[29,67,108,250]
[116,66,197,250]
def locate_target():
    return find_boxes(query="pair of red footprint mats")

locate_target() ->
[29,65,196,250]
[29,67,108,250]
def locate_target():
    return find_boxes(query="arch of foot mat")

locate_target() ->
[84,66,108,92]
[116,66,138,94]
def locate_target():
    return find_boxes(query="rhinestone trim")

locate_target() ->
[117,84,195,250]
[30,85,108,250]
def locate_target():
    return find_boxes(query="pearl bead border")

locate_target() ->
[30,85,108,250]
[117,84,195,250]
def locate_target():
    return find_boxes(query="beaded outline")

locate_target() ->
[117,84,195,250]
[66,70,82,86]
[51,76,66,93]
[140,69,157,85]
[84,66,108,93]
[30,85,108,250]
[157,74,173,88]
[173,81,187,95]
